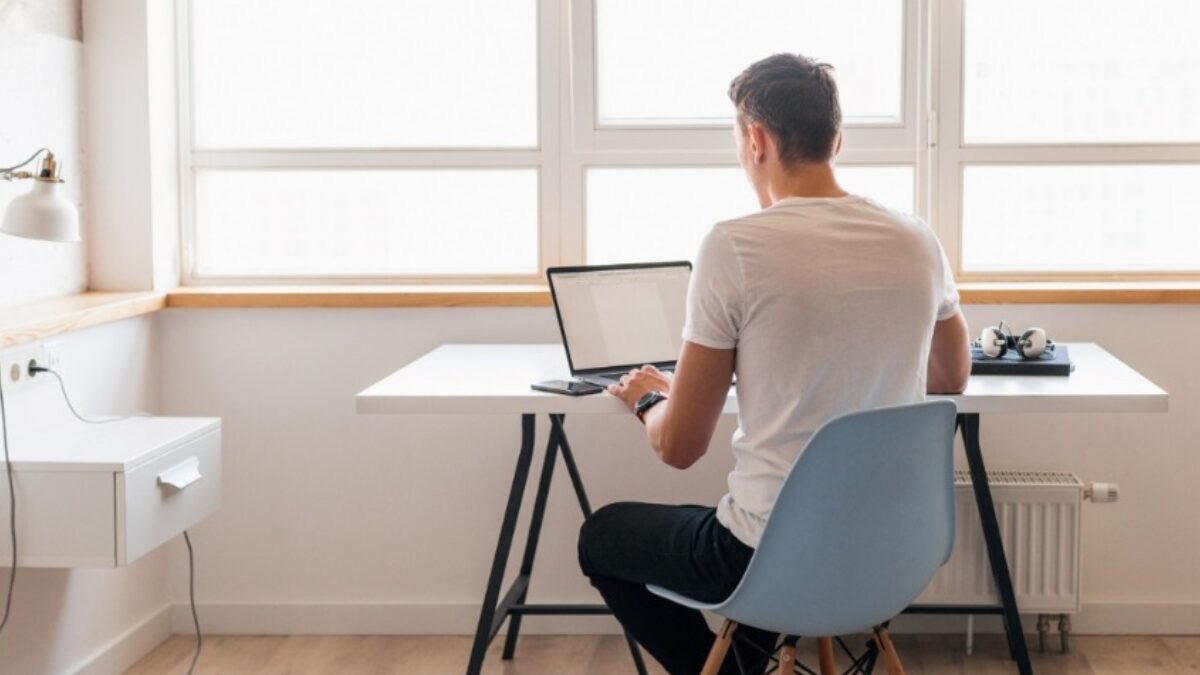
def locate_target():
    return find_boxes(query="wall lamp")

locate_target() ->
[1,147,80,243]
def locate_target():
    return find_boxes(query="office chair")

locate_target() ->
[648,400,958,674]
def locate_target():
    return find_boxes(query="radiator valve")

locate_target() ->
[1085,482,1120,503]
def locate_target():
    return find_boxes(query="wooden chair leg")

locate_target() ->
[817,637,837,675]
[700,620,738,675]
[874,627,907,675]
[778,641,798,674]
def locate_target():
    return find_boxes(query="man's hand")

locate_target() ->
[608,365,673,413]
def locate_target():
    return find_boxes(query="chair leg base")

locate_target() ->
[779,642,798,673]
[818,636,837,675]
[711,629,895,675]
[873,627,907,675]
[701,620,739,675]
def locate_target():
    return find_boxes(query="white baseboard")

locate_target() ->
[63,599,1200,674]
[169,600,1200,636]
[890,602,1200,635]
[69,604,172,675]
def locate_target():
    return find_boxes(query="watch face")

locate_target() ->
[635,391,664,415]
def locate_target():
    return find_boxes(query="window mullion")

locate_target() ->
[934,0,966,279]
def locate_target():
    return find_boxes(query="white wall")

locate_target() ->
[0,5,172,671]
[0,0,87,308]
[159,304,1200,636]
[0,316,168,675]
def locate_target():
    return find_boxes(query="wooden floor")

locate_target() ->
[126,633,1200,674]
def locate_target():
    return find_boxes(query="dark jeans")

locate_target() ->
[578,502,779,675]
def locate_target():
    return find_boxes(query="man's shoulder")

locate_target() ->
[708,206,794,242]
[713,195,928,235]
[712,207,776,230]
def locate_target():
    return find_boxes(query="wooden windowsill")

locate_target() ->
[957,281,1200,305]
[0,292,166,349]
[3,281,1199,349]
[164,282,1200,308]
[164,285,554,308]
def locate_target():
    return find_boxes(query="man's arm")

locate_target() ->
[928,310,971,394]
[609,341,734,470]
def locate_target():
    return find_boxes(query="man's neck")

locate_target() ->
[764,162,848,205]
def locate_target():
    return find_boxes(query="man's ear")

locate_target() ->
[833,131,843,158]
[748,123,768,165]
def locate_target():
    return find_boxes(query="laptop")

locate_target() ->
[547,262,691,387]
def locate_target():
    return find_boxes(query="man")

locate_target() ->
[577,53,971,675]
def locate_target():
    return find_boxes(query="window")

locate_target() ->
[961,0,1200,145]
[183,0,545,281]
[189,0,538,149]
[594,0,904,126]
[944,0,1200,276]
[182,0,919,283]
[193,169,539,277]
[182,0,1197,284]
[961,165,1200,273]
[586,166,914,264]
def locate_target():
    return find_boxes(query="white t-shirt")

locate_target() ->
[683,194,959,548]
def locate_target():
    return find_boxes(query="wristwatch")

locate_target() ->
[634,391,669,423]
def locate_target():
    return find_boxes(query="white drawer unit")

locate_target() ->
[0,417,221,567]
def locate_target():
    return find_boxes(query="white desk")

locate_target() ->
[357,343,1166,675]
[358,343,1166,416]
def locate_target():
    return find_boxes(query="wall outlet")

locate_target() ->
[42,341,63,370]
[0,343,48,395]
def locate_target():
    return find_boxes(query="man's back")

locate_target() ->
[683,194,959,547]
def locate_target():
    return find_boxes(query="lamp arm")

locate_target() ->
[1,148,53,181]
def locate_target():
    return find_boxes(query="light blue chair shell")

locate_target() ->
[648,400,957,672]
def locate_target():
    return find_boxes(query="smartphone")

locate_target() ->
[531,379,604,396]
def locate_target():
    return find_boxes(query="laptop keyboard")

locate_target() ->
[580,366,675,388]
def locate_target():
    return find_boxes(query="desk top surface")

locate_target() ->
[356,343,1167,416]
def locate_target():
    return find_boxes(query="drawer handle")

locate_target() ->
[158,457,202,491]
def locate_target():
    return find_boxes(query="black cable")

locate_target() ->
[183,531,201,675]
[9,363,196,674]
[0,378,17,639]
[1,364,198,667]
[29,366,150,425]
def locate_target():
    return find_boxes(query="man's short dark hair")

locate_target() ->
[728,53,842,166]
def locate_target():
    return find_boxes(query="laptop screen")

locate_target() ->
[548,263,691,373]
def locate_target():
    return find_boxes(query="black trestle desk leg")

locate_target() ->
[501,415,563,660]
[466,414,537,675]
[554,414,593,516]
[960,413,1034,675]
[552,415,650,675]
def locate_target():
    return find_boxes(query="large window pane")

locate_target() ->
[586,166,914,264]
[194,169,539,276]
[190,0,538,148]
[838,166,915,216]
[963,0,1200,144]
[595,0,903,126]
[962,165,1200,272]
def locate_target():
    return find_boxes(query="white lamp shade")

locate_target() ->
[1,180,80,242]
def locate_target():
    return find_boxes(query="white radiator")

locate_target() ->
[916,470,1084,614]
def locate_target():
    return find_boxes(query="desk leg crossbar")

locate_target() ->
[905,413,1033,675]
[466,414,649,675]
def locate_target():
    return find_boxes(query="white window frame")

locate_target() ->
[176,0,563,285]
[175,0,927,285]
[934,0,1200,282]
[564,0,928,267]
